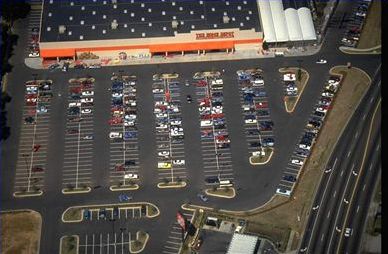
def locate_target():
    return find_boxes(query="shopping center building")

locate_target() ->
[38,0,316,61]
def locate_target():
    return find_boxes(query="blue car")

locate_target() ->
[119,194,131,202]
[124,131,137,140]
[255,90,267,97]
[83,209,91,220]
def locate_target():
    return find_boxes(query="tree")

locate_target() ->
[1,1,31,26]
[262,41,269,50]
[297,68,302,81]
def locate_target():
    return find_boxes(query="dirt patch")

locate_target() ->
[60,235,78,254]
[206,187,235,198]
[0,210,42,254]
[357,0,381,49]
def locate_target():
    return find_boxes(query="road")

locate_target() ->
[0,1,381,253]
[298,66,381,254]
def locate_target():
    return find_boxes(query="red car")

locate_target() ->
[25,94,38,99]
[201,114,212,120]
[26,101,37,106]
[111,106,124,112]
[255,101,268,109]
[81,83,92,89]
[196,80,208,87]
[70,87,81,93]
[211,113,224,119]
[115,164,125,171]
[31,166,44,172]
[108,117,123,125]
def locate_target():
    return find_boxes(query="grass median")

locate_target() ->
[183,66,371,252]
[206,187,236,198]
[60,235,79,254]
[279,68,309,113]
[357,0,381,49]
[130,231,149,253]
[249,147,274,165]
[0,210,42,254]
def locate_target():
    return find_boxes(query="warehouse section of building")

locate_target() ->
[37,0,317,61]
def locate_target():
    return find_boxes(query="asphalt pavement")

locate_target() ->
[0,1,381,253]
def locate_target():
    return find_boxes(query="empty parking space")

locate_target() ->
[83,206,145,222]
[193,71,234,187]
[13,80,54,196]
[78,232,131,254]
[153,74,187,185]
[62,77,95,191]
[108,75,140,189]
[237,69,275,157]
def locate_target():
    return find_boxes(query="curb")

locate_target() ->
[339,45,381,55]
[249,149,274,165]
[62,187,91,194]
[157,181,187,189]
[130,232,150,254]
[109,184,139,191]
[205,187,236,199]
[13,190,43,198]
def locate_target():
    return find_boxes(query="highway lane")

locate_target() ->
[298,66,381,253]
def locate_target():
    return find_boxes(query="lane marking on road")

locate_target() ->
[376,144,380,151]
[340,170,344,177]
[362,184,366,191]
[355,131,359,138]
[347,151,351,158]
[321,234,325,242]
[327,210,331,218]
[362,114,366,121]
[356,205,360,213]
[333,190,336,198]
[336,97,381,254]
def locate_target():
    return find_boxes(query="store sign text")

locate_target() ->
[195,32,234,40]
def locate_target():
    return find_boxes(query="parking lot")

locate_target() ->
[83,206,144,222]
[13,80,53,196]
[153,74,188,186]
[237,68,275,158]
[162,211,193,254]
[108,74,141,189]
[276,75,342,196]
[78,232,132,254]
[193,71,235,188]
[62,77,95,192]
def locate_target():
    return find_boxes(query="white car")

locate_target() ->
[253,79,264,86]
[201,120,213,127]
[29,52,39,58]
[276,188,291,196]
[155,101,168,107]
[291,159,304,166]
[156,113,167,119]
[172,160,185,166]
[199,106,210,112]
[82,91,94,96]
[299,144,311,150]
[69,102,81,107]
[344,228,352,237]
[316,59,327,64]
[322,92,334,98]
[170,120,182,126]
[153,88,164,94]
[124,120,135,126]
[125,114,137,120]
[154,108,164,113]
[109,132,122,139]
[168,106,179,113]
[286,86,298,92]
[127,100,136,107]
[211,108,223,114]
[242,104,254,111]
[82,135,93,140]
[81,98,93,103]
[158,151,170,157]
[81,108,92,114]
[316,107,327,113]
[124,173,139,179]
[211,79,223,85]
[112,93,123,98]
[26,98,37,102]
[156,124,168,129]
[26,87,38,93]
[88,64,101,69]
[245,118,257,124]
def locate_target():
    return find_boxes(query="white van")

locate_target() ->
[219,180,233,187]
[275,51,284,56]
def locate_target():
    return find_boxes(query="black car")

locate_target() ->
[249,142,261,147]
[205,176,219,184]
[217,143,230,149]
[74,64,86,69]
[283,175,296,182]
[247,129,260,135]
[256,110,269,116]
[214,124,225,130]
[24,116,35,124]
[314,111,325,118]
[212,92,223,97]
[186,95,192,103]
[124,160,136,166]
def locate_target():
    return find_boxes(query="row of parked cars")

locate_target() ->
[108,76,138,141]
[153,76,186,170]
[276,75,342,196]
[341,0,371,48]
[28,27,40,58]
[282,72,298,97]
[24,80,53,125]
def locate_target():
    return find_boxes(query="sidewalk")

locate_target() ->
[25,45,321,70]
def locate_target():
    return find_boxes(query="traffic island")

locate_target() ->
[157,180,187,189]
[0,210,42,254]
[130,231,149,253]
[249,148,274,165]
[62,202,160,223]
[13,190,43,198]
[205,187,236,199]
[110,183,139,191]
[279,67,309,113]
[62,186,91,194]
[59,235,79,254]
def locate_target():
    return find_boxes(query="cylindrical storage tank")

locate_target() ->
[258,0,277,43]
[269,0,289,42]
[298,7,317,40]
[284,8,303,41]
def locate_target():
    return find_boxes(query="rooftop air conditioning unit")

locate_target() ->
[111,20,118,29]
[223,16,230,24]
[59,25,66,34]
[172,20,179,29]
[111,0,117,3]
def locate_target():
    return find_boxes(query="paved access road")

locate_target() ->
[298,66,381,254]
[0,1,381,253]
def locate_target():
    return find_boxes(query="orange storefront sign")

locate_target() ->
[40,48,75,58]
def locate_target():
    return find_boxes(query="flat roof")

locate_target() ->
[40,0,261,42]
[226,233,259,254]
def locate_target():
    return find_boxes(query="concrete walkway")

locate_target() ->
[25,44,321,70]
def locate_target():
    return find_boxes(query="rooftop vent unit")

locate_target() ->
[111,20,118,29]
[223,15,230,24]
[58,25,66,34]
[172,20,179,29]
[111,0,117,3]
